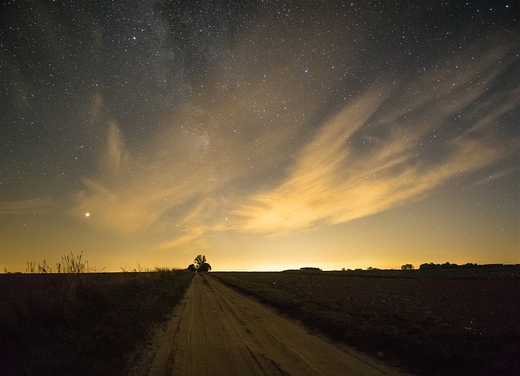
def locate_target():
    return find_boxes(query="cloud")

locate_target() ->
[68,22,349,249]
[70,30,518,249]
[154,227,205,251]
[234,45,519,234]
[0,197,52,215]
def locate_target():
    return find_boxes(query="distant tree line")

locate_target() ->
[299,267,322,272]
[282,267,322,273]
[420,262,465,269]
[419,262,505,269]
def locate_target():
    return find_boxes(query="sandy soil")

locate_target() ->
[138,273,409,376]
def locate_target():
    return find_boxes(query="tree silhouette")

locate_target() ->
[198,262,211,272]
[187,264,197,272]
[194,255,206,268]
[188,255,211,272]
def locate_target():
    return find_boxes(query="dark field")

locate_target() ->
[213,267,520,376]
[0,270,193,376]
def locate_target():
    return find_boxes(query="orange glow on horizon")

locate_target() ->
[0,4,518,273]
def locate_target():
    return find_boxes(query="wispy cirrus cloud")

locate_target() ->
[70,35,518,249]
[69,62,338,248]
[68,18,353,251]
[234,45,519,234]
[0,197,52,215]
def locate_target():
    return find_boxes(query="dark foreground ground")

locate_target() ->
[0,270,193,376]
[1,266,518,376]
[212,266,520,376]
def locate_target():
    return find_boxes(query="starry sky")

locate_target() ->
[1,1,519,272]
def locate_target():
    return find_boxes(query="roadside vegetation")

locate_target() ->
[0,253,193,376]
[212,266,520,376]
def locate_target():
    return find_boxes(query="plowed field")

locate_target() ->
[213,270,520,376]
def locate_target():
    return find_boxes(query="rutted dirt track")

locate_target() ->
[145,273,408,376]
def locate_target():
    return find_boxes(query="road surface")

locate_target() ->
[142,273,409,376]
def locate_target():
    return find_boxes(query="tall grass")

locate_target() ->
[0,258,193,376]
[22,251,103,274]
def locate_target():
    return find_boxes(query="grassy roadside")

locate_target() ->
[212,271,520,376]
[0,270,194,376]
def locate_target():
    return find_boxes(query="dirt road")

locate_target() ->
[144,273,408,376]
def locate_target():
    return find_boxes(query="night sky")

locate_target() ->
[1,1,519,272]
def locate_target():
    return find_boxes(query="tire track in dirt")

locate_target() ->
[146,273,410,376]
